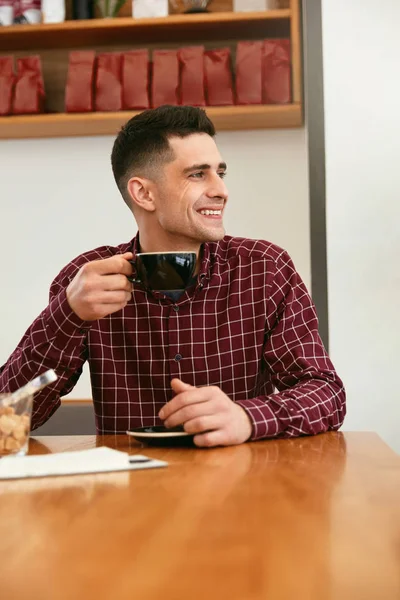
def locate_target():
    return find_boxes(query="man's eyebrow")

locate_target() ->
[183,162,227,174]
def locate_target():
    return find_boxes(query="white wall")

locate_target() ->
[322,0,400,452]
[0,129,310,399]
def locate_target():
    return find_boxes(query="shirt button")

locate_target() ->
[174,354,183,362]
[173,305,179,312]
[79,328,88,334]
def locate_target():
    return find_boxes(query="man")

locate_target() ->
[0,105,345,447]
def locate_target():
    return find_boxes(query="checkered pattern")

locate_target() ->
[0,234,346,439]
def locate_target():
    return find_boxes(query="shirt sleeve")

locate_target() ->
[0,267,92,430]
[236,250,346,441]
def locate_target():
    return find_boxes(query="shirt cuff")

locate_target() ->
[43,289,93,344]
[236,397,283,441]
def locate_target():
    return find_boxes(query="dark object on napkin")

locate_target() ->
[236,40,263,105]
[122,50,150,110]
[151,50,179,108]
[0,56,14,115]
[95,52,122,112]
[178,46,206,107]
[65,51,96,113]
[204,48,234,106]
[13,56,45,115]
[262,39,292,104]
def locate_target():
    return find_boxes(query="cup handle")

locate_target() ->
[127,259,140,285]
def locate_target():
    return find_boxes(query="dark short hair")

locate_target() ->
[111,105,216,205]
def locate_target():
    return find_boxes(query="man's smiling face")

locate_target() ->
[151,133,228,246]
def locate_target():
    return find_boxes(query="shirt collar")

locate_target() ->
[198,239,212,283]
[130,232,140,258]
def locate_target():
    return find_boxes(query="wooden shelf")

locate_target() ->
[0,4,302,138]
[0,105,302,139]
[0,10,291,51]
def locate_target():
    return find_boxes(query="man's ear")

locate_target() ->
[127,177,156,213]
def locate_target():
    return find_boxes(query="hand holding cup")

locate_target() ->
[66,252,134,321]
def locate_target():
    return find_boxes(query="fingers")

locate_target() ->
[160,381,253,448]
[98,290,132,305]
[170,378,194,394]
[183,415,222,435]
[159,386,211,421]
[119,254,135,277]
[91,253,133,277]
[102,274,133,293]
[193,430,226,448]
[163,396,215,428]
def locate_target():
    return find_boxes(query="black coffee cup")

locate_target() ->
[129,252,197,292]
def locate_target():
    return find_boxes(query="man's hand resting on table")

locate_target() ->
[159,379,253,448]
[66,253,134,321]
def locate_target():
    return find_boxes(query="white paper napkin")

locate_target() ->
[0,447,167,480]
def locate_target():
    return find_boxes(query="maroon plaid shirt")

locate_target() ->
[0,234,345,439]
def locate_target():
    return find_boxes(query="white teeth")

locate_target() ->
[200,210,222,216]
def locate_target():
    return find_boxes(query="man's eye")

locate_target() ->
[190,172,204,179]
[218,171,227,179]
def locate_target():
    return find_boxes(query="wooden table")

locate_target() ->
[0,432,399,600]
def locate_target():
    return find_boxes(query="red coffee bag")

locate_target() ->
[95,53,122,112]
[262,39,291,104]
[151,50,179,108]
[13,55,45,114]
[0,56,14,115]
[178,46,205,107]
[122,50,150,110]
[204,48,234,106]
[65,51,96,113]
[235,41,263,105]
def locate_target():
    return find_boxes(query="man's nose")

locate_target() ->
[206,174,228,200]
